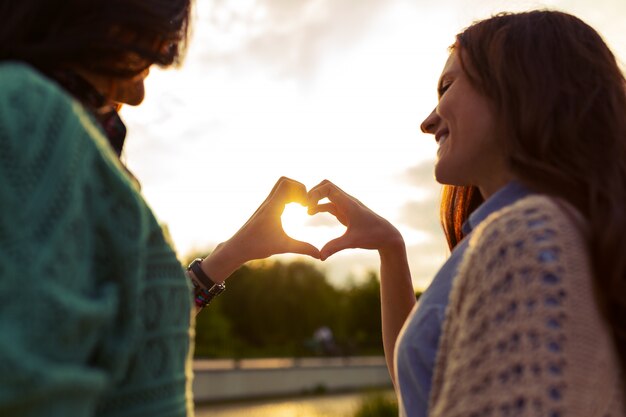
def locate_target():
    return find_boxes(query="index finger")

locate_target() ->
[268,176,309,207]
[307,179,351,206]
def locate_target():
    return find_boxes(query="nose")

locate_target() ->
[420,107,440,135]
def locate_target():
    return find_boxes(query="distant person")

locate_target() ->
[313,326,338,356]
[0,1,319,415]
[306,10,626,416]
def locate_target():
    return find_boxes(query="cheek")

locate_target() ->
[434,121,495,186]
[450,98,497,155]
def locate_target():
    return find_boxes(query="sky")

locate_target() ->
[121,0,626,290]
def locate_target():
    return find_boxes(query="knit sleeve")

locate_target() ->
[428,196,625,417]
[0,63,146,416]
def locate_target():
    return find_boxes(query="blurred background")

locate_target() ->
[119,0,626,415]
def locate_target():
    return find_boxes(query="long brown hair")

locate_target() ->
[441,10,626,387]
[0,0,192,78]
[440,185,483,250]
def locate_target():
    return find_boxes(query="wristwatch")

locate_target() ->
[187,258,225,307]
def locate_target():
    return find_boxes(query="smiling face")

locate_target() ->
[421,49,512,198]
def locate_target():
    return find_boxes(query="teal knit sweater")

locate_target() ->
[0,63,194,416]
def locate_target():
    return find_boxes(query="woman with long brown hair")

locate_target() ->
[308,10,626,416]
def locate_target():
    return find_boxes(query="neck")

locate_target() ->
[478,174,516,200]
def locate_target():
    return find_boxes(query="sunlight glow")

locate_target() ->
[281,203,346,250]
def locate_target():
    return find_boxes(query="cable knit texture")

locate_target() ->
[0,62,194,417]
[429,195,625,417]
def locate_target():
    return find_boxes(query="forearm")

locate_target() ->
[189,239,247,315]
[379,240,416,388]
[199,240,245,284]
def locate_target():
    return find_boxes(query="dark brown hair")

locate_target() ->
[0,0,192,78]
[441,10,626,387]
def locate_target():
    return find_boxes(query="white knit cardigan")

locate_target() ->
[428,195,625,417]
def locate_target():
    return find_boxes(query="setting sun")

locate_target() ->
[281,202,346,250]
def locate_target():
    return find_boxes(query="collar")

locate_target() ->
[461,181,533,235]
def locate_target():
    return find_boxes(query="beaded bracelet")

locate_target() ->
[190,277,225,308]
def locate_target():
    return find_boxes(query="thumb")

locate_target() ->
[319,236,351,261]
[286,239,321,260]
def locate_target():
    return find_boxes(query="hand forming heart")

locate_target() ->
[218,177,402,274]
[200,177,404,285]
[306,179,404,261]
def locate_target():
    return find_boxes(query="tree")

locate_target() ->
[339,272,384,355]
[190,254,392,358]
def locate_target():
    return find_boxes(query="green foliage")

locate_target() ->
[218,261,342,357]
[338,272,382,355]
[353,391,399,417]
[189,254,389,358]
[193,298,238,357]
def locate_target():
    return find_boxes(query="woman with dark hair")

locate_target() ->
[0,0,194,156]
[0,1,319,415]
[307,9,626,416]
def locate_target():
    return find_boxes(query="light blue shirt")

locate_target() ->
[395,182,533,417]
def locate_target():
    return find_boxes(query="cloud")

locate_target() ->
[398,198,441,237]
[301,210,343,227]
[405,241,449,290]
[194,0,396,78]
[314,235,447,291]
[399,159,437,189]
[320,250,380,287]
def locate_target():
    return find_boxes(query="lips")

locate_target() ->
[435,129,449,145]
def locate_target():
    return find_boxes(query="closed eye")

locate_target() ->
[438,82,451,98]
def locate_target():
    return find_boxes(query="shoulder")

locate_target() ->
[0,61,120,170]
[454,195,589,302]
[0,61,72,105]
[475,194,584,240]
[0,62,85,151]
[446,194,591,326]
[467,194,587,270]
[0,61,49,83]
[0,61,140,228]
[0,61,101,132]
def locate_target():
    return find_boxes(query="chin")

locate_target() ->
[124,96,145,106]
[434,164,468,187]
[434,162,454,185]
[121,91,145,106]
[116,82,145,106]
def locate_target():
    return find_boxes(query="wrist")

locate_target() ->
[378,231,406,260]
[187,258,226,308]
[200,239,246,283]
